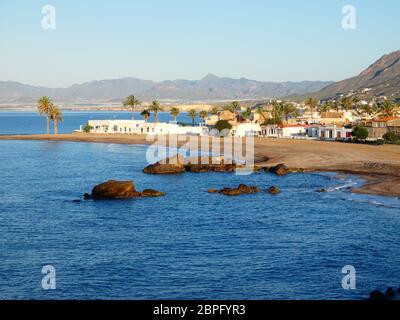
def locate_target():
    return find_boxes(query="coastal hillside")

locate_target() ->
[0,75,331,104]
[290,50,400,102]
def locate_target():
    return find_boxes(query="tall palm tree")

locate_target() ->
[170,107,180,123]
[255,106,267,123]
[341,97,353,111]
[378,100,396,117]
[271,101,284,125]
[199,110,209,124]
[140,109,150,122]
[149,100,163,123]
[231,101,241,111]
[332,100,340,112]
[48,104,63,134]
[305,97,318,123]
[37,96,52,134]
[188,109,197,126]
[123,95,140,119]
[210,106,219,116]
[282,102,297,122]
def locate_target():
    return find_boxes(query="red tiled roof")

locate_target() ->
[372,116,400,122]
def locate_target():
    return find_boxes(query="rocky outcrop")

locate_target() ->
[84,180,165,200]
[211,184,261,196]
[141,189,166,197]
[143,155,185,174]
[185,156,237,173]
[269,164,290,176]
[144,155,238,174]
[267,186,280,195]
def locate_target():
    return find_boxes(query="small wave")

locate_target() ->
[319,181,358,193]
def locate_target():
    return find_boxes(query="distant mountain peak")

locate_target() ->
[200,73,220,81]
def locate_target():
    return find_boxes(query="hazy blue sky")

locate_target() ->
[0,0,399,87]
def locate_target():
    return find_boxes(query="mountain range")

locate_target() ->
[0,75,332,104]
[291,50,400,102]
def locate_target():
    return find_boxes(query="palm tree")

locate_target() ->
[282,102,297,122]
[271,101,284,125]
[223,104,236,113]
[188,109,197,126]
[341,97,353,111]
[149,100,163,123]
[123,95,140,119]
[378,100,396,117]
[199,110,209,124]
[48,104,63,134]
[210,106,219,116]
[37,96,52,134]
[332,100,340,112]
[231,101,241,111]
[140,109,150,122]
[305,97,318,123]
[170,107,180,123]
[255,106,267,123]
[318,102,329,113]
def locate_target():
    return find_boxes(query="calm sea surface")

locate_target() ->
[0,112,399,299]
[0,110,200,135]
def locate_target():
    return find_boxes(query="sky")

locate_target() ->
[0,0,399,87]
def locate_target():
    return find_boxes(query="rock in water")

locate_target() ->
[185,156,236,173]
[144,156,185,174]
[214,184,261,196]
[86,180,165,200]
[91,180,139,199]
[267,186,280,194]
[369,290,386,300]
[385,287,396,299]
[141,189,166,197]
[237,184,261,194]
[219,188,242,196]
[208,189,219,193]
[269,164,290,176]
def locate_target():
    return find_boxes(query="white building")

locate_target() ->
[261,124,309,139]
[307,125,352,140]
[82,120,207,136]
[231,123,262,137]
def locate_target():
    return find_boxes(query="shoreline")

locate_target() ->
[1,133,400,198]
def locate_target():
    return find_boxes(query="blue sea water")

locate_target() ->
[0,112,399,300]
[0,111,200,135]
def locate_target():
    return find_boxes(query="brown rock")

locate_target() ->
[237,184,261,194]
[208,189,219,193]
[86,180,165,200]
[91,180,140,199]
[141,189,166,197]
[144,155,186,174]
[219,188,242,196]
[216,184,261,196]
[269,164,290,176]
[267,186,280,194]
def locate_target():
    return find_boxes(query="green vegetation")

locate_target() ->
[215,120,232,134]
[188,109,198,126]
[37,96,53,134]
[140,109,150,122]
[149,100,163,123]
[82,123,93,133]
[199,110,209,123]
[123,95,140,119]
[351,125,369,141]
[48,104,63,135]
[383,131,399,143]
[170,107,180,122]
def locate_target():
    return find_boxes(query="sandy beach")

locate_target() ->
[1,133,400,197]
